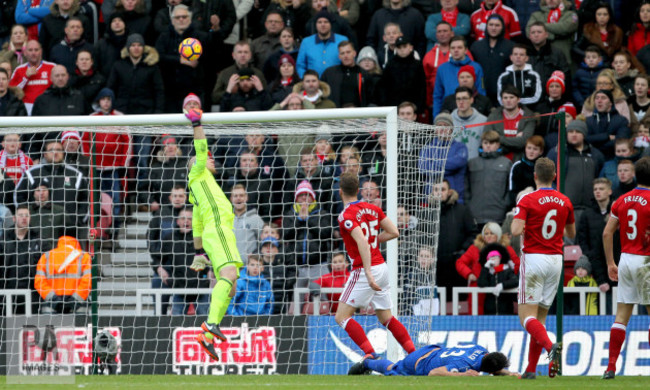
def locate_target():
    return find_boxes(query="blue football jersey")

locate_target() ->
[417,344,487,375]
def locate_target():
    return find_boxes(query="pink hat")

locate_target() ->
[295,180,316,201]
[487,250,501,259]
[546,70,565,94]
[183,93,202,109]
[60,130,81,142]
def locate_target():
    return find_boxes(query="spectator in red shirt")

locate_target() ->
[9,40,54,116]
[470,0,521,41]
[0,133,33,184]
[628,2,650,56]
[311,251,350,314]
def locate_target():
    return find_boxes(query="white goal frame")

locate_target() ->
[1,107,402,362]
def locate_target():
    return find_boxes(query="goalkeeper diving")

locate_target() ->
[184,100,244,361]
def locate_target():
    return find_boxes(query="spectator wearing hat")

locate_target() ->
[155,4,209,113]
[263,27,299,83]
[420,113,468,202]
[283,179,332,290]
[95,13,129,78]
[542,102,576,153]
[212,41,267,105]
[39,0,92,56]
[221,67,273,112]
[496,44,542,107]
[433,36,484,117]
[585,89,631,158]
[375,36,425,112]
[68,50,107,108]
[61,130,90,176]
[366,0,425,57]
[440,64,492,117]
[355,46,381,101]
[32,65,88,117]
[534,70,570,139]
[526,0,579,65]
[268,53,300,104]
[49,17,94,74]
[548,120,605,217]
[28,180,72,251]
[90,88,124,115]
[484,85,536,161]
[581,69,631,122]
[465,130,512,224]
[259,235,297,314]
[251,10,285,70]
[321,41,371,108]
[477,247,518,315]
[424,0,470,51]
[450,86,487,160]
[291,69,336,110]
[296,9,347,77]
[110,0,154,44]
[566,255,599,315]
[470,13,514,105]
[304,0,356,47]
[572,46,605,110]
[469,0,521,42]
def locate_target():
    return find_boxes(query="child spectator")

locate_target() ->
[403,246,439,316]
[566,255,598,315]
[477,248,518,315]
[0,133,33,184]
[635,117,650,152]
[260,236,296,314]
[227,254,274,315]
[377,22,403,69]
[314,133,337,177]
[261,222,281,241]
[572,46,605,110]
[310,251,350,314]
[599,138,638,188]
[90,88,124,115]
[508,136,544,208]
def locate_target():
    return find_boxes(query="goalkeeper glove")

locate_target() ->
[190,250,211,271]
[184,108,203,127]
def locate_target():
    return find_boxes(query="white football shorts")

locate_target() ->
[340,262,392,310]
[518,253,563,308]
[617,253,650,305]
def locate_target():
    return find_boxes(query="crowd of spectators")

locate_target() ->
[2,0,649,316]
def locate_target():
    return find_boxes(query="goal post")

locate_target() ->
[0,107,458,376]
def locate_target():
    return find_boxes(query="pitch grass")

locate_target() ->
[1,375,646,390]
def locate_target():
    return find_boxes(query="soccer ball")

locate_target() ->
[178,38,202,61]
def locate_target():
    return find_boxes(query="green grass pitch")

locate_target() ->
[1,375,647,390]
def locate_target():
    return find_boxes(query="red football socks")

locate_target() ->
[383,316,416,354]
[525,338,543,373]
[607,322,627,372]
[342,318,375,355]
[523,316,553,351]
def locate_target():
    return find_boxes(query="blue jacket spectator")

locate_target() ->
[14,0,54,39]
[228,257,274,316]
[424,6,470,52]
[419,113,468,202]
[296,10,347,77]
[433,37,484,117]
[585,90,631,159]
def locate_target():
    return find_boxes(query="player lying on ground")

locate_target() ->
[348,344,516,377]
[602,156,650,380]
[335,172,415,357]
[184,101,244,361]
[511,157,575,379]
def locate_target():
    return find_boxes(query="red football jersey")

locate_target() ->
[610,188,650,255]
[9,61,55,104]
[338,201,387,270]
[514,188,575,255]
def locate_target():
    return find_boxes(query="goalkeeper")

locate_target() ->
[184,102,244,361]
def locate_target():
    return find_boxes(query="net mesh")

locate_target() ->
[0,114,457,375]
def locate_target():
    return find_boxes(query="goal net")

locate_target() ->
[0,108,458,377]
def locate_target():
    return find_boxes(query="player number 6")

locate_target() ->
[542,209,557,239]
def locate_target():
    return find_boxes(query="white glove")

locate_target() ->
[190,252,211,271]
[493,283,503,296]
[484,259,496,269]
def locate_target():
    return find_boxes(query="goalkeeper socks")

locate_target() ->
[607,322,626,372]
[525,338,543,373]
[207,278,234,325]
[364,358,393,375]
[383,316,416,354]
[523,316,552,351]
[340,318,375,355]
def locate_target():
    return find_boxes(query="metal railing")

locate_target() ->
[135,288,213,316]
[450,286,623,315]
[0,289,33,317]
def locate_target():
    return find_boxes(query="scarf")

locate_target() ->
[441,8,459,27]
[75,67,94,77]
[281,76,293,86]
[547,3,563,24]
[0,150,29,177]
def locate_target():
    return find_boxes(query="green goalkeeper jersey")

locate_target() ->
[188,138,234,237]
